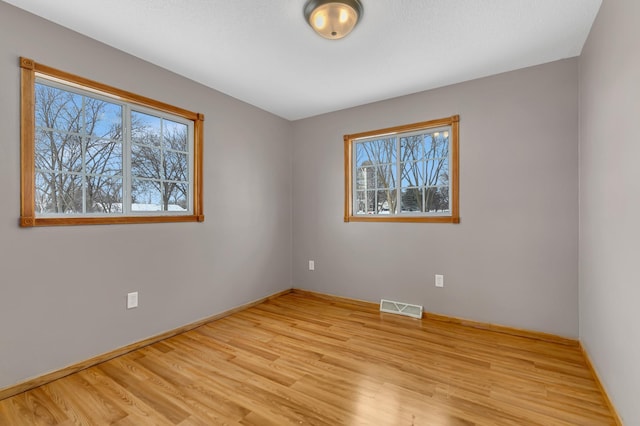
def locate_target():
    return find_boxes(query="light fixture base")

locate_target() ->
[303,0,363,40]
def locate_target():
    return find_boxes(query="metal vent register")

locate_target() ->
[379,299,423,319]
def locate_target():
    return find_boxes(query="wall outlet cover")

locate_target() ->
[127,292,139,309]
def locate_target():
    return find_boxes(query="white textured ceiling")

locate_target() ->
[5,0,602,120]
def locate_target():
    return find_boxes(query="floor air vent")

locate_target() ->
[380,299,423,319]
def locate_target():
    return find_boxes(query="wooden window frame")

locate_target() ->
[344,115,460,223]
[19,57,204,227]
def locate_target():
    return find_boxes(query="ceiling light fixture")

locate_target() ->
[303,0,363,40]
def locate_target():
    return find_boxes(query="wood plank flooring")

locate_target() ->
[0,291,617,425]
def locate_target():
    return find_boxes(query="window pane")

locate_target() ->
[355,190,367,214]
[130,180,188,212]
[401,188,423,213]
[131,145,162,179]
[86,176,122,213]
[374,163,395,190]
[401,160,425,189]
[131,179,163,211]
[426,158,449,187]
[355,139,395,168]
[425,187,450,213]
[357,189,399,215]
[86,140,122,177]
[376,189,396,214]
[131,111,161,146]
[35,172,83,214]
[355,166,375,190]
[85,98,122,140]
[35,130,82,173]
[425,131,449,160]
[164,182,188,211]
[164,151,188,182]
[35,83,82,133]
[163,120,188,151]
[400,135,424,161]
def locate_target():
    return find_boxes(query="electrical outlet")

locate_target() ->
[435,274,444,288]
[308,260,315,271]
[127,292,139,309]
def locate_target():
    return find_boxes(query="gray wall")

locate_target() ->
[292,59,579,338]
[579,0,640,423]
[0,2,292,389]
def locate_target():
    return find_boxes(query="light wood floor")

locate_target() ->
[0,291,616,425]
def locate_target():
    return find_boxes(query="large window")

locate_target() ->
[344,115,459,223]
[20,57,204,226]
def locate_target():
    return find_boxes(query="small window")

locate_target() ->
[20,57,204,226]
[344,115,459,223]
